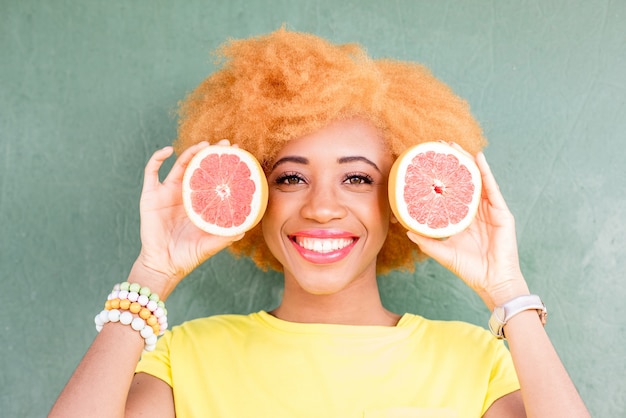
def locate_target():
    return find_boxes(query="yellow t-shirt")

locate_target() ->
[136,311,519,417]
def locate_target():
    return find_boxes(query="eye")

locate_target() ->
[343,172,374,185]
[275,172,306,185]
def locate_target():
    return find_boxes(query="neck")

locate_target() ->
[270,273,401,326]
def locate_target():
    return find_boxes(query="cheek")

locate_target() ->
[260,193,290,258]
[372,187,393,239]
[371,189,393,246]
[374,184,392,220]
[261,197,279,239]
[262,190,291,223]
[351,187,392,234]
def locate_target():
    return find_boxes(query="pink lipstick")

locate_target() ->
[289,230,358,264]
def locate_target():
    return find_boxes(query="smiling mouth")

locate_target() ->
[291,237,356,253]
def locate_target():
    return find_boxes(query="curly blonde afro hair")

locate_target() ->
[174,28,486,275]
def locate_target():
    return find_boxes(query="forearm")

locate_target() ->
[504,310,590,418]
[49,323,145,418]
[50,142,226,416]
[50,264,169,417]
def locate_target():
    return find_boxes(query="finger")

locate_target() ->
[163,141,210,184]
[196,233,247,265]
[143,146,174,192]
[407,231,456,269]
[214,138,240,149]
[475,152,509,210]
[231,233,245,242]
[445,141,475,159]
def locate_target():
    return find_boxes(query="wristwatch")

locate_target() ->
[489,294,547,339]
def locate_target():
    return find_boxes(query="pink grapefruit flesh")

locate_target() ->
[389,142,482,238]
[182,145,268,236]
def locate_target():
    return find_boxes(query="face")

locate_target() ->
[262,118,394,295]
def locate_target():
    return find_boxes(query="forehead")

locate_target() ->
[275,118,388,159]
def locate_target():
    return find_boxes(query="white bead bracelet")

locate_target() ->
[94,309,159,352]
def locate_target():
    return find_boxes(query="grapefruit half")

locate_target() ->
[182,145,268,236]
[389,142,482,238]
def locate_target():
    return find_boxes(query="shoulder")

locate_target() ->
[403,313,501,350]
[401,314,516,385]
[168,311,265,339]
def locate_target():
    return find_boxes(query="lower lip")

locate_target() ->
[290,239,358,265]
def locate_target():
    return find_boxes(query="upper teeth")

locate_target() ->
[296,237,354,253]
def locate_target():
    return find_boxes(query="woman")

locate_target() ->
[50,29,589,417]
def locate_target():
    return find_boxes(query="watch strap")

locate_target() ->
[489,294,547,339]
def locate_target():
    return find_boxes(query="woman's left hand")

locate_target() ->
[407,151,529,310]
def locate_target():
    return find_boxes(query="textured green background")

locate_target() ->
[1,1,624,416]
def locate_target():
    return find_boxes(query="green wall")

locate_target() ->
[1,0,624,416]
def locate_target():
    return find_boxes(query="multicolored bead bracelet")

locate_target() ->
[94,282,168,352]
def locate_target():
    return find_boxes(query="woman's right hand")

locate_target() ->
[127,140,245,300]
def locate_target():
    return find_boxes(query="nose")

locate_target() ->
[300,183,348,223]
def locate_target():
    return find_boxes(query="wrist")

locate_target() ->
[489,294,547,339]
[485,278,530,310]
[128,258,178,301]
[96,281,169,351]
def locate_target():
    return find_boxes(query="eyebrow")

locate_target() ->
[338,156,381,173]
[270,155,381,173]
[270,156,309,171]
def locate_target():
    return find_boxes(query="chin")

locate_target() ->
[301,283,348,296]
[292,275,345,295]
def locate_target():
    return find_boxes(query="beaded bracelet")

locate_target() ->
[105,282,168,334]
[94,282,168,352]
[104,297,167,335]
[95,309,159,351]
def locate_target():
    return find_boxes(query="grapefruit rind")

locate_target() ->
[182,145,268,236]
[388,142,482,238]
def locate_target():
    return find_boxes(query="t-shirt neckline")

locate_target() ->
[253,310,415,336]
